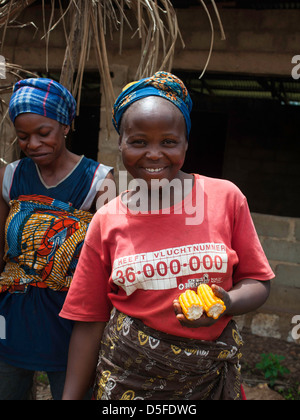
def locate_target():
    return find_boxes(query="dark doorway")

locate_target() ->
[71,73,101,161]
[182,110,227,179]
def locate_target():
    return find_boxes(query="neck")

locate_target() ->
[36,151,82,187]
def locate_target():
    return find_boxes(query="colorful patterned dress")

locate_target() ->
[0,156,112,371]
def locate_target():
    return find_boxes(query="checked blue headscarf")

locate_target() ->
[112,71,193,138]
[9,78,76,126]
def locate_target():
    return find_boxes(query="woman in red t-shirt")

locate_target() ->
[60,72,274,400]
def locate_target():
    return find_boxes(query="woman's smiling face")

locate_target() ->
[119,96,188,188]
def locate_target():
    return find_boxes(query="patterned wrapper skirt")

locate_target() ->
[93,309,244,400]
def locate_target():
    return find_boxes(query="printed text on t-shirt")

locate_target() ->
[112,243,228,296]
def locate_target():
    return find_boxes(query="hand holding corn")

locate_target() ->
[197,284,226,319]
[178,289,204,321]
[177,284,227,322]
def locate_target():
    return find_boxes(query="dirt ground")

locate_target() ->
[240,328,300,400]
[35,329,300,400]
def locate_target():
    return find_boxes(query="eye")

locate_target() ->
[162,139,177,146]
[39,131,51,137]
[130,139,147,147]
[17,135,28,142]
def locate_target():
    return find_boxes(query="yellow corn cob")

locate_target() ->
[197,284,226,320]
[178,289,204,321]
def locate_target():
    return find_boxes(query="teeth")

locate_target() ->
[145,168,164,173]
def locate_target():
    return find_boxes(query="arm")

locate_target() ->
[62,321,107,400]
[61,212,113,399]
[173,279,271,328]
[174,192,273,328]
[216,279,271,317]
[0,167,9,274]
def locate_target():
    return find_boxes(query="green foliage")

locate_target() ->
[279,383,300,401]
[36,372,49,386]
[256,353,290,387]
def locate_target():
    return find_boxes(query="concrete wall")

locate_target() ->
[236,212,300,344]
[103,7,300,78]
[2,7,300,76]
[172,7,300,76]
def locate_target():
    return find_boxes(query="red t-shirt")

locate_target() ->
[60,175,274,341]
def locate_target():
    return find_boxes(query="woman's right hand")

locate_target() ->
[173,299,219,328]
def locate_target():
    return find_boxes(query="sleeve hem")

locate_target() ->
[59,310,110,323]
[233,273,275,285]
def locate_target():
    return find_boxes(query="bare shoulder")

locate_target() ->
[105,170,115,182]
[89,169,116,213]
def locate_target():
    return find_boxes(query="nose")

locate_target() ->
[145,145,163,160]
[26,135,41,150]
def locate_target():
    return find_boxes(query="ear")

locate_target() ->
[185,138,189,152]
[62,124,70,137]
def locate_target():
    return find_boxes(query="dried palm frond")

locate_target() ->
[0,0,225,105]
[0,95,18,167]
[0,0,225,154]
[199,0,226,79]
[0,0,36,26]
[0,61,38,166]
[52,0,186,114]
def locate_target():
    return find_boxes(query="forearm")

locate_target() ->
[62,321,106,400]
[225,279,271,316]
[174,279,271,328]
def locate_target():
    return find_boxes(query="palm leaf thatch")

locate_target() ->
[0,62,37,165]
[0,0,225,163]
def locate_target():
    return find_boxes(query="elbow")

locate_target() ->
[260,280,271,306]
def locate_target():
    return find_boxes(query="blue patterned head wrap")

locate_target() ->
[9,78,76,125]
[112,71,193,138]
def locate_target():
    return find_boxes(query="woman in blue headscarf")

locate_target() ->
[0,78,114,400]
[60,72,273,400]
